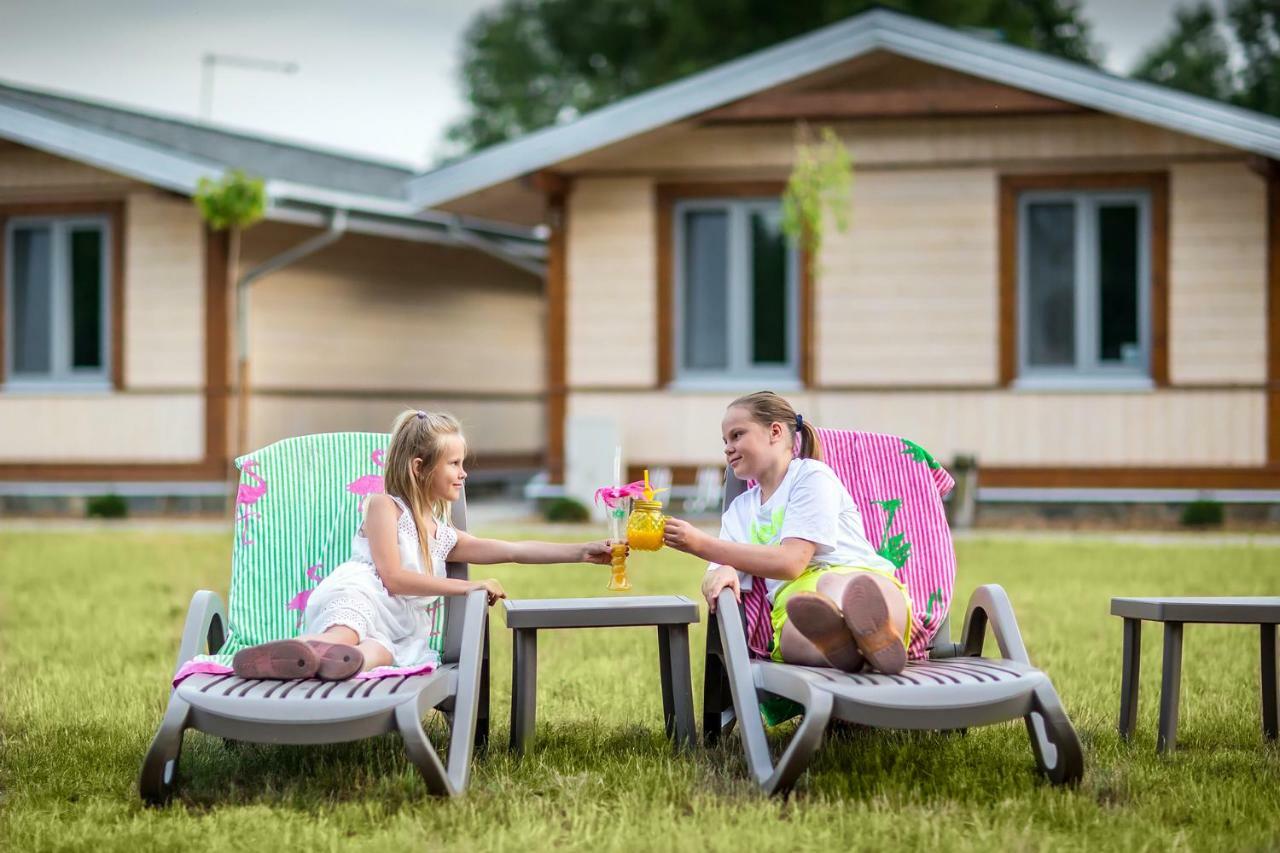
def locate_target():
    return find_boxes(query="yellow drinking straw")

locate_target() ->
[642,469,653,501]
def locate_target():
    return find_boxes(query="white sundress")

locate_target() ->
[303,494,456,667]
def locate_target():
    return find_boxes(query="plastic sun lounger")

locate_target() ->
[701,470,1083,796]
[140,434,490,803]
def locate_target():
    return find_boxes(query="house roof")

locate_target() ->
[404,7,1280,210]
[0,78,542,250]
[0,80,416,199]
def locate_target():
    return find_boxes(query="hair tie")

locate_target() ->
[416,410,427,420]
[795,413,804,429]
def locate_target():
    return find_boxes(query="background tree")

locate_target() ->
[446,0,1099,154]
[1132,0,1280,118]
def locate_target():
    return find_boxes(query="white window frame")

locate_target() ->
[1016,189,1152,387]
[672,197,799,386]
[3,215,112,391]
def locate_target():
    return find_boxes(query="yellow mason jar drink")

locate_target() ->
[626,499,665,551]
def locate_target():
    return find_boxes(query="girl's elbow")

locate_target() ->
[780,561,808,581]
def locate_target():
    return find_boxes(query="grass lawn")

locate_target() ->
[3,528,1280,851]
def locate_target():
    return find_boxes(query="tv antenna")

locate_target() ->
[200,53,299,121]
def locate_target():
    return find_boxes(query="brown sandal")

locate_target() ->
[841,574,907,675]
[784,592,865,672]
[305,640,365,680]
[232,640,318,680]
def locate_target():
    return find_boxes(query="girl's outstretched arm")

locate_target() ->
[365,495,504,600]
[450,530,617,566]
[663,518,814,581]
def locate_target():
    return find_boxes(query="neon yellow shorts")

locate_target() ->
[768,565,913,662]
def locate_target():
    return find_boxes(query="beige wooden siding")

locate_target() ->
[819,167,997,385]
[124,193,206,388]
[570,389,1266,467]
[1169,162,1268,384]
[0,393,204,461]
[242,225,544,394]
[239,224,544,456]
[0,140,142,199]
[566,114,1232,176]
[250,396,542,457]
[565,177,656,387]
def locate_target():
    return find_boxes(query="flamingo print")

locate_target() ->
[235,459,268,545]
[346,449,386,511]
[286,562,325,629]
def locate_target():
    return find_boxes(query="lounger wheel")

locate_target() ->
[139,697,191,805]
[1025,684,1084,786]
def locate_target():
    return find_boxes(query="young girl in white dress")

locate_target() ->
[233,409,618,680]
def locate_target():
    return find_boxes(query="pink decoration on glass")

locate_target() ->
[235,459,268,545]
[593,480,646,508]
[346,449,386,511]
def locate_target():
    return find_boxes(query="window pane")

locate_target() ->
[1097,205,1140,365]
[749,207,788,365]
[69,228,104,370]
[11,227,53,374]
[1025,202,1076,367]
[682,210,729,371]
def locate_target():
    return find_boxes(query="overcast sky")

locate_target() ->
[0,0,1225,171]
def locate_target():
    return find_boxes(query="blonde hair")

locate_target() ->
[728,391,822,462]
[383,409,465,570]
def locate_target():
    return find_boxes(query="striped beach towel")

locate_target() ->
[175,432,445,681]
[741,430,956,661]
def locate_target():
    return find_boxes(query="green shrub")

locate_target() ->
[86,494,128,519]
[1180,499,1224,527]
[543,497,589,523]
[194,169,266,231]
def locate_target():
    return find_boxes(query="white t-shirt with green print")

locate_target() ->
[710,457,894,604]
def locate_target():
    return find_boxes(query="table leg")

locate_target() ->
[1157,621,1183,754]
[510,628,538,755]
[659,625,696,750]
[1119,617,1142,739]
[1262,623,1278,741]
[657,627,675,738]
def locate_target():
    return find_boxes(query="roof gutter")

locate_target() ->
[446,215,547,277]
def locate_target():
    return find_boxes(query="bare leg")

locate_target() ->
[357,639,394,670]
[299,625,360,645]
[299,625,374,677]
[778,620,835,667]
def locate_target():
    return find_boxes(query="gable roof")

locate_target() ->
[0,78,543,261]
[405,7,1280,210]
[0,80,416,200]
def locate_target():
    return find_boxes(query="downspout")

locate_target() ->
[234,208,348,455]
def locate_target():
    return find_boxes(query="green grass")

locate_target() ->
[3,529,1280,851]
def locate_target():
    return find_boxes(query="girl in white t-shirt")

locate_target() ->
[663,392,912,674]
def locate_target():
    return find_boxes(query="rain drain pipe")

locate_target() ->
[233,208,348,454]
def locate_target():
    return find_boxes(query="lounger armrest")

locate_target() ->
[960,583,1031,664]
[175,589,227,672]
[451,588,489,672]
[715,588,753,659]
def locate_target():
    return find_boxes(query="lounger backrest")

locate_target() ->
[722,429,956,659]
[223,431,469,662]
